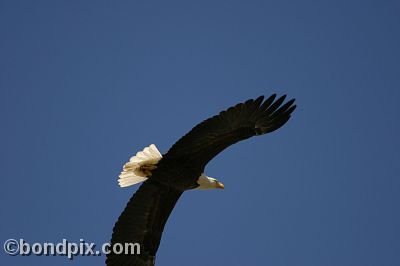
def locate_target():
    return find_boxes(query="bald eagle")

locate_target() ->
[106,94,296,265]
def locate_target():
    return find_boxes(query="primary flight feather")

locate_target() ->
[106,94,296,266]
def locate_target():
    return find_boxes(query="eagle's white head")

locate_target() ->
[196,173,225,190]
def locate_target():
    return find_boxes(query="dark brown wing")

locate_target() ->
[165,94,296,168]
[106,179,182,266]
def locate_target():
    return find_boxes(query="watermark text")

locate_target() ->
[4,238,140,260]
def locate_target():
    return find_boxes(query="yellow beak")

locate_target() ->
[215,181,225,189]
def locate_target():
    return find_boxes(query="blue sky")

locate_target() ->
[1,1,399,265]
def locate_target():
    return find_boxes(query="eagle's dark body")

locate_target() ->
[106,94,296,265]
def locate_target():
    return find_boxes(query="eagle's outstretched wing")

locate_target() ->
[106,179,182,266]
[165,94,296,168]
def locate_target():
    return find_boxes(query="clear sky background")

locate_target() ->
[1,1,399,265]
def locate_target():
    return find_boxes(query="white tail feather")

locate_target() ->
[118,144,162,188]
